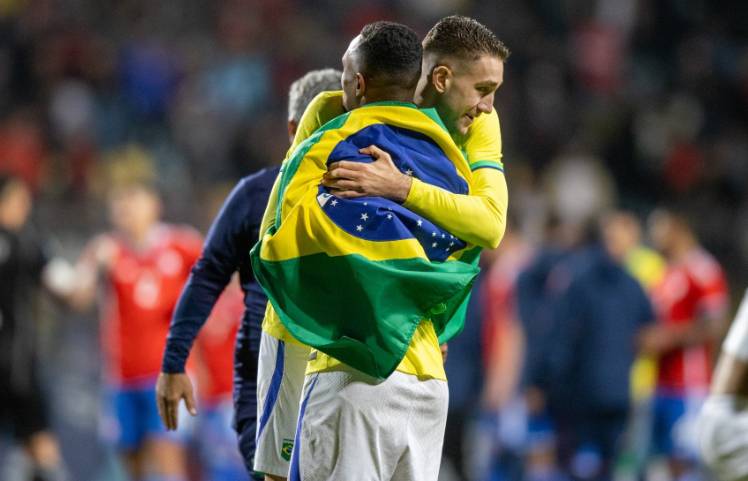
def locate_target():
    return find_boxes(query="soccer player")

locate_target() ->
[258,18,509,480]
[700,289,748,481]
[643,208,729,480]
[72,180,203,481]
[0,175,70,481]
[156,68,342,480]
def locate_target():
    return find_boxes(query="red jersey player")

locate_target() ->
[642,208,729,480]
[193,277,248,481]
[72,181,201,481]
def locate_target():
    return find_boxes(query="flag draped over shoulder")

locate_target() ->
[251,101,481,379]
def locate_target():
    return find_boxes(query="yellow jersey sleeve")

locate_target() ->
[463,109,503,170]
[287,90,345,156]
[403,109,507,249]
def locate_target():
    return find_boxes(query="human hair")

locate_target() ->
[423,15,510,61]
[0,174,22,200]
[287,68,343,123]
[356,21,422,88]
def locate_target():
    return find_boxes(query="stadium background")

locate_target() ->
[1,0,748,480]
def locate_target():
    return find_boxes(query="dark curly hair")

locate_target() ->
[356,21,422,88]
[423,16,510,61]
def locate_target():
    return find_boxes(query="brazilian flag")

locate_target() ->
[251,101,480,379]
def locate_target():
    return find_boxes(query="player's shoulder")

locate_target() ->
[160,223,203,250]
[308,90,344,116]
[237,165,281,192]
[684,248,725,287]
[468,109,501,139]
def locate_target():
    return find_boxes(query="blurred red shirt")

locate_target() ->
[652,248,728,393]
[102,224,202,386]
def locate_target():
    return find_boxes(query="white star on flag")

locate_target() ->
[387,214,393,220]
[432,242,438,248]
[417,219,423,227]
[364,202,368,206]
[405,169,413,176]
[449,241,454,247]
[356,225,363,232]
[331,199,338,206]
[432,232,437,237]
[361,213,368,221]
[441,234,446,239]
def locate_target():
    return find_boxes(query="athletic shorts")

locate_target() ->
[254,332,310,477]
[651,391,705,461]
[700,395,748,481]
[0,363,49,441]
[290,367,449,481]
[101,379,192,451]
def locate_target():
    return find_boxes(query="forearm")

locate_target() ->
[162,269,230,373]
[482,321,524,410]
[403,169,508,248]
[711,354,748,396]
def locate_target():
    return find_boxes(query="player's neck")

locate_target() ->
[670,237,697,263]
[361,86,415,106]
[414,82,437,109]
[124,223,158,250]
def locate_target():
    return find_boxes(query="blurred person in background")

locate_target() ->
[514,214,577,481]
[547,220,654,481]
[700,289,748,481]
[475,217,533,481]
[441,264,491,481]
[157,68,342,481]
[643,208,729,481]
[0,175,70,481]
[70,180,203,481]
[600,211,666,478]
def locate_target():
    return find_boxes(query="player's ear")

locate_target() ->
[354,72,366,98]
[287,120,298,144]
[432,65,451,94]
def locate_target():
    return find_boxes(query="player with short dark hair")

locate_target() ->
[257,15,510,481]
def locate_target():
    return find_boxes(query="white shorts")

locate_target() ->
[700,395,748,481]
[290,367,449,481]
[254,332,310,477]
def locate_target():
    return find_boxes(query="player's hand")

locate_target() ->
[638,325,673,355]
[440,343,448,364]
[322,145,412,202]
[156,372,197,431]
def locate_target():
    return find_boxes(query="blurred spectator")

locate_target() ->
[547,222,654,481]
[480,219,534,481]
[0,175,69,481]
[514,214,579,481]
[643,208,730,481]
[600,211,666,478]
[70,181,203,481]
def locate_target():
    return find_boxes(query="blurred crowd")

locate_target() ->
[0,0,747,480]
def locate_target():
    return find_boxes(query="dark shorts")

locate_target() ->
[0,363,49,441]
